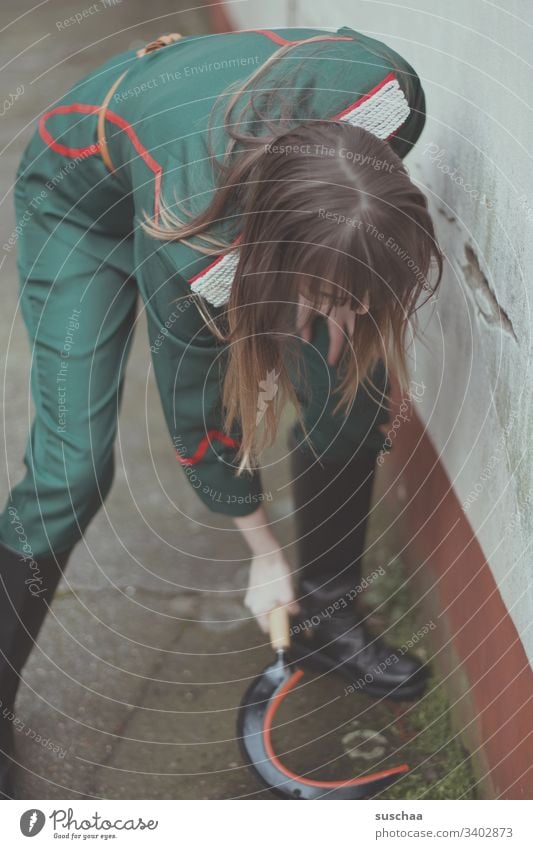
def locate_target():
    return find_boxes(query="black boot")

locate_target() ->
[288,430,428,700]
[0,540,71,798]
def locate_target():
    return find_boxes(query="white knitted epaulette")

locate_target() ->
[188,246,241,308]
[188,72,410,307]
[333,73,410,139]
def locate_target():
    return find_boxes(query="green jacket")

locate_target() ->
[22,25,426,516]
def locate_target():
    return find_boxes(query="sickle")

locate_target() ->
[237,608,409,799]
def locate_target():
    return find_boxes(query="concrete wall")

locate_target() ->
[224,0,533,666]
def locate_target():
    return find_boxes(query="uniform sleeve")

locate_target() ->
[134,230,267,517]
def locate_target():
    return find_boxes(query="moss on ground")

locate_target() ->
[362,517,478,799]
[377,675,477,799]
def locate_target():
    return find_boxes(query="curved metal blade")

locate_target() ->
[237,652,408,800]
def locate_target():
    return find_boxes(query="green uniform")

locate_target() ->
[0,26,425,558]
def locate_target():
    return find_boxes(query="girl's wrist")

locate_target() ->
[232,505,279,557]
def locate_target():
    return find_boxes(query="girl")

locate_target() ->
[0,25,442,797]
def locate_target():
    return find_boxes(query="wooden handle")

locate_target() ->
[269,607,290,650]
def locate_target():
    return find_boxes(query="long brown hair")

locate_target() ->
[143,36,443,475]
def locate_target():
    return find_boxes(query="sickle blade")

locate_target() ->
[237,653,409,800]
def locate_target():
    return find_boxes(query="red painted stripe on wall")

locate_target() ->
[379,379,533,799]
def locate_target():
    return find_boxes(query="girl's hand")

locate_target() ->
[296,292,369,367]
[232,505,299,633]
[244,550,300,634]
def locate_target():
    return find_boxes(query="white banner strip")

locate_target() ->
[3,798,531,847]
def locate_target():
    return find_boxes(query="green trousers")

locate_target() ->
[0,197,389,560]
[0,26,423,558]
[0,175,389,558]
